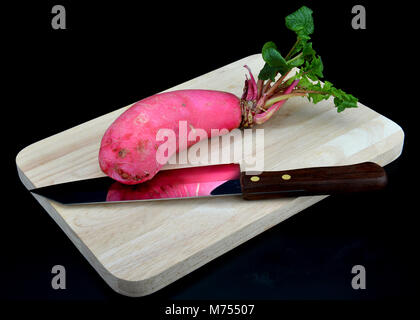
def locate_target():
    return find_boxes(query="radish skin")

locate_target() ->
[99,90,241,185]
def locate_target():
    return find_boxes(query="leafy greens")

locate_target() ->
[257,6,358,112]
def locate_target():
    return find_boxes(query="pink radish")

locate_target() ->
[98,69,298,185]
[99,67,299,185]
[100,90,239,184]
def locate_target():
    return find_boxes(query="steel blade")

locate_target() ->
[30,163,241,205]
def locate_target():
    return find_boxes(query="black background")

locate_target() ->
[2,0,417,314]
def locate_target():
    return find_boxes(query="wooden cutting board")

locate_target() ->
[16,54,404,297]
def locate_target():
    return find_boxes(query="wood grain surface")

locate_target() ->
[16,54,404,297]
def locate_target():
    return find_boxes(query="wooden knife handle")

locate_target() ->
[240,162,387,200]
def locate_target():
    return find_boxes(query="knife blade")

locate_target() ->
[29,162,387,205]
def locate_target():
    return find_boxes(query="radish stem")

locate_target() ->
[287,52,303,63]
[264,92,306,108]
[265,70,291,98]
[253,79,300,125]
[285,39,300,60]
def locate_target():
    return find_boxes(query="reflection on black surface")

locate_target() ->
[106,163,240,202]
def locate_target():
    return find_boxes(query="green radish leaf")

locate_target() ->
[262,43,289,72]
[322,80,333,91]
[335,98,357,112]
[304,55,324,80]
[287,53,305,67]
[258,63,278,81]
[308,92,327,104]
[256,6,358,113]
[300,77,358,112]
[311,56,323,77]
[302,42,316,59]
[285,6,314,39]
[262,41,277,52]
[332,89,358,112]
[259,41,291,79]
[263,47,288,68]
[285,6,314,57]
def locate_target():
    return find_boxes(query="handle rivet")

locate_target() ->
[250,176,260,182]
[282,174,291,180]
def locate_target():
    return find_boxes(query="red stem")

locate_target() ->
[265,70,291,98]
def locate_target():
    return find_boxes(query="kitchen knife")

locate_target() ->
[29,162,387,205]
